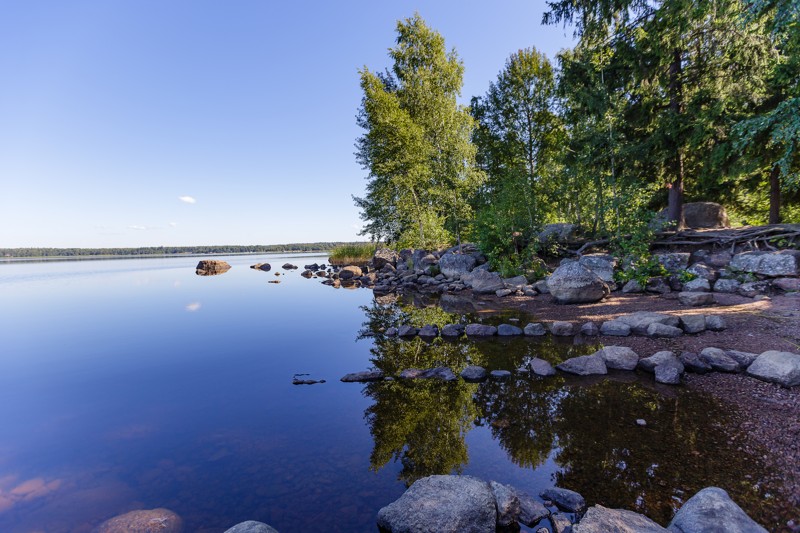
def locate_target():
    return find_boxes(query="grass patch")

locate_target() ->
[329,242,377,266]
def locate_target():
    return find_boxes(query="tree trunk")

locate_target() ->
[667,48,685,229]
[769,164,781,224]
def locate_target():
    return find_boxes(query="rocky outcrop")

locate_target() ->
[668,486,767,533]
[224,521,279,533]
[573,505,668,533]
[547,261,609,304]
[730,250,800,277]
[95,508,183,533]
[196,260,231,276]
[372,248,399,269]
[377,475,496,533]
[746,350,800,387]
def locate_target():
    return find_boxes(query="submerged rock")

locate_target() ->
[573,505,668,533]
[224,521,279,533]
[340,370,385,383]
[490,370,512,380]
[668,486,767,533]
[95,508,183,533]
[376,475,496,533]
[540,487,586,512]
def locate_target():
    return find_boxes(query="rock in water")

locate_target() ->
[196,260,231,276]
[524,323,547,336]
[550,321,574,336]
[540,487,586,512]
[340,370,384,383]
[465,324,497,337]
[441,324,465,338]
[518,492,550,527]
[580,321,599,336]
[460,365,488,382]
[224,521,279,533]
[547,261,610,304]
[557,354,607,376]
[377,475,496,533]
[746,350,800,387]
[573,505,668,532]
[95,508,183,533]
[668,486,767,533]
[529,358,557,377]
[655,363,682,385]
[497,324,523,336]
[596,346,639,370]
[489,481,521,527]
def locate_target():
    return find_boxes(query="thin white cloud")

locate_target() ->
[169,222,178,227]
[179,196,196,204]
[185,302,201,312]
[128,225,147,230]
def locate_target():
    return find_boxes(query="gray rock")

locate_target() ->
[600,320,631,337]
[341,370,385,382]
[655,253,691,273]
[504,275,529,290]
[668,486,767,533]
[639,351,683,373]
[680,314,706,334]
[578,254,617,285]
[372,248,399,269]
[704,315,726,331]
[738,281,770,298]
[524,323,547,336]
[518,491,550,527]
[399,368,426,379]
[683,202,730,229]
[636,419,647,427]
[224,521,279,533]
[539,223,578,244]
[773,277,800,291]
[596,346,639,370]
[547,261,610,304]
[420,367,458,381]
[398,325,419,337]
[679,352,712,374]
[495,288,514,297]
[622,279,644,293]
[489,481,521,527]
[386,327,398,337]
[441,324,465,338]
[646,322,684,338]
[617,312,680,335]
[460,365,488,383]
[377,475,497,533]
[557,354,607,376]
[730,250,800,277]
[713,278,741,293]
[683,278,711,292]
[646,277,672,294]
[724,350,759,368]
[540,487,586,512]
[655,363,682,385]
[551,513,573,533]
[700,348,740,372]
[418,324,439,339]
[465,324,497,337]
[678,292,714,306]
[490,370,512,380]
[534,279,550,294]
[498,324,523,336]
[463,269,506,295]
[550,321,574,336]
[529,358,557,377]
[438,252,476,278]
[706,251,734,268]
[580,321,599,336]
[687,263,717,281]
[746,350,800,387]
[573,505,668,533]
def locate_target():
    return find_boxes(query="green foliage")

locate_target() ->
[677,269,698,283]
[1,243,353,259]
[328,243,377,265]
[612,215,668,286]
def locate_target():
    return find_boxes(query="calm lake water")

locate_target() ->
[0,254,779,532]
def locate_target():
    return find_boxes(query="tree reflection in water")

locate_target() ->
[358,295,773,525]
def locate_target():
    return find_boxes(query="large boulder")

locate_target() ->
[596,346,639,370]
[438,252,477,279]
[196,260,231,276]
[668,487,767,533]
[683,202,730,229]
[746,350,800,387]
[578,254,617,285]
[95,509,183,533]
[730,250,800,277]
[574,505,668,533]
[373,248,399,269]
[462,269,506,295]
[338,265,363,280]
[539,223,578,244]
[540,487,586,512]
[224,521,279,533]
[556,354,608,376]
[489,481,521,527]
[547,261,610,304]
[376,475,496,533]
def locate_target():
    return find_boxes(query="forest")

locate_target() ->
[354,0,799,270]
[1,243,354,258]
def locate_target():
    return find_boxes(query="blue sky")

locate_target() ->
[0,1,574,247]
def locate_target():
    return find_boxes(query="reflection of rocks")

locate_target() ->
[668,487,767,533]
[95,508,183,533]
[573,505,667,532]
[250,263,271,271]
[224,521,279,533]
[195,260,231,275]
[341,370,385,383]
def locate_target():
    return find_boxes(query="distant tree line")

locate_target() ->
[1,243,358,258]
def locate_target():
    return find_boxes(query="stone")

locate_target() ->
[622,279,644,293]
[418,324,439,339]
[746,350,800,387]
[636,419,647,427]
[518,491,550,527]
[706,315,727,331]
[224,521,279,533]
[462,269,506,295]
[437,252,476,279]
[534,280,550,294]
[678,292,714,306]
[550,321,574,336]
[578,254,617,285]
[646,277,671,294]
[301,270,314,278]
[600,320,631,337]
[687,263,717,281]
[713,278,741,293]
[655,363,682,385]
[524,323,547,336]
[372,248,399,269]
[461,365,488,382]
[596,346,639,370]
[738,281,770,298]
[616,312,680,335]
[489,481,521,527]
[196,260,231,275]
[682,202,730,229]
[490,370,512,380]
[341,370,385,382]
[538,223,578,244]
[498,324,523,336]
[339,265,363,280]
[679,352,712,374]
[441,324,465,338]
[773,277,800,291]
[680,314,706,334]
[504,275,529,290]
[540,487,586,512]
[700,348,740,372]
[706,251,733,268]
[557,354,607,376]
[646,322,684,338]
[385,327,398,337]
[376,475,496,533]
[398,325,418,337]
[730,250,800,277]
[281,263,298,270]
[668,486,767,533]
[580,321,599,336]
[547,261,610,304]
[573,505,668,533]
[529,358,557,377]
[251,263,271,271]
[655,253,691,273]
[551,513,573,533]
[465,324,497,337]
[495,288,514,297]
[683,278,711,292]
[95,509,183,533]
[639,351,683,373]
[399,368,425,379]
[420,367,458,381]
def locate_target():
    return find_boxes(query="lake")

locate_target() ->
[0,254,778,532]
